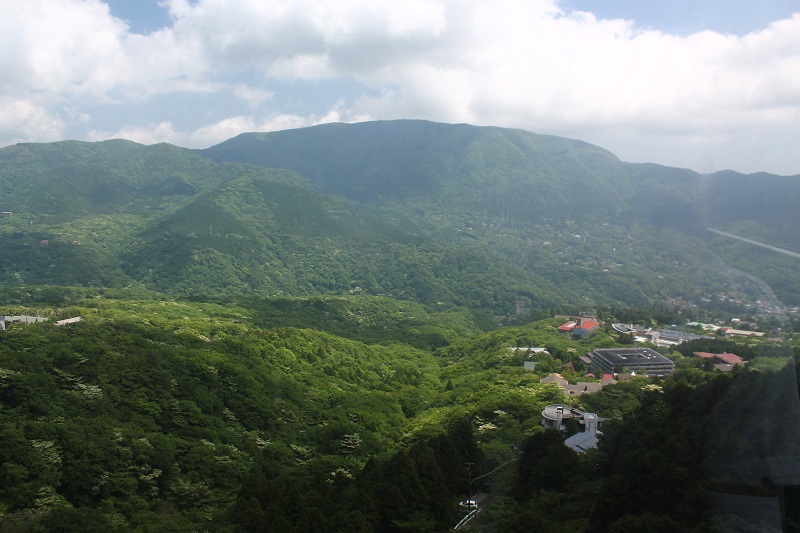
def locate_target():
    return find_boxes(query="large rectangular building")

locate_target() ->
[589,347,675,376]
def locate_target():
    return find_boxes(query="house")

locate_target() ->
[558,315,600,339]
[589,347,675,376]
[693,351,745,368]
[599,373,617,386]
[540,373,568,387]
[563,382,603,395]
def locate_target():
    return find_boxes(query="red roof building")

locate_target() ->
[693,352,745,366]
[558,317,600,338]
[558,318,600,331]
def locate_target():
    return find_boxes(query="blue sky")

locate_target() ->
[2,0,799,174]
[104,1,171,34]
[564,0,798,36]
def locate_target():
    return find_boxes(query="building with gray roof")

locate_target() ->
[589,347,675,376]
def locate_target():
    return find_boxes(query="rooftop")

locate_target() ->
[694,351,744,365]
[591,347,669,364]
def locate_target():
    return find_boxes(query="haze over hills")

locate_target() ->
[0,120,798,313]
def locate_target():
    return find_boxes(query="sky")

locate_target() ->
[2,1,799,175]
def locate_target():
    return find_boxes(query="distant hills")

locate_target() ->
[1,120,798,313]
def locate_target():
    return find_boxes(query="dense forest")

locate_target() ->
[0,289,798,531]
[1,121,799,531]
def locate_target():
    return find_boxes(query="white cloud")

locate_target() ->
[0,98,64,143]
[189,115,267,146]
[233,85,274,109]
[189,103,373,147]
[84,102,373,149]
[1,0,799,173]
[88,121,181,145]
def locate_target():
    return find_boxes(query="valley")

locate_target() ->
[1,120,799,531]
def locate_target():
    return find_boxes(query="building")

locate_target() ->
[541,404,585,432]
[564,412,601,453]
[55,316,82,326]
[693,351,746,368]
[539,373,610,396]
[5,315,47,325]
[563,382,603,395]
[541,405,602,453]
[589,347,675,376]
[540,373,568,387]
[720,327,765,338]
[558,315,600,339]
[646,328,712,347]
[509,346,550,355]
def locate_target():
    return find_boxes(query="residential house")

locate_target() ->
[693,351,746,369]
[558,315,600,339]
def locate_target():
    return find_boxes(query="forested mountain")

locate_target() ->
[205,121,628,217]
[206,121,800,305]
[1,121,800,531]
[1,120,798,312]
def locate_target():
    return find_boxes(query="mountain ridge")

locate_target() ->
[1,119,798,311]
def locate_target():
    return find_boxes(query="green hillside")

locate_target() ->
[704,170,800,249]
[1,292,796,531]
[0,298,442,530]
[1,120,798,315]
[205,120,629,218]
[204,121,800,308]
[0,140,239,220]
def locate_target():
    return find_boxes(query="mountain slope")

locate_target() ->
[204,121,800,309]
[204,120,630,218]
[121,171,566,312]
[1,120,797,311]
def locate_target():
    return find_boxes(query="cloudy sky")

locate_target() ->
[2,0,799,174]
